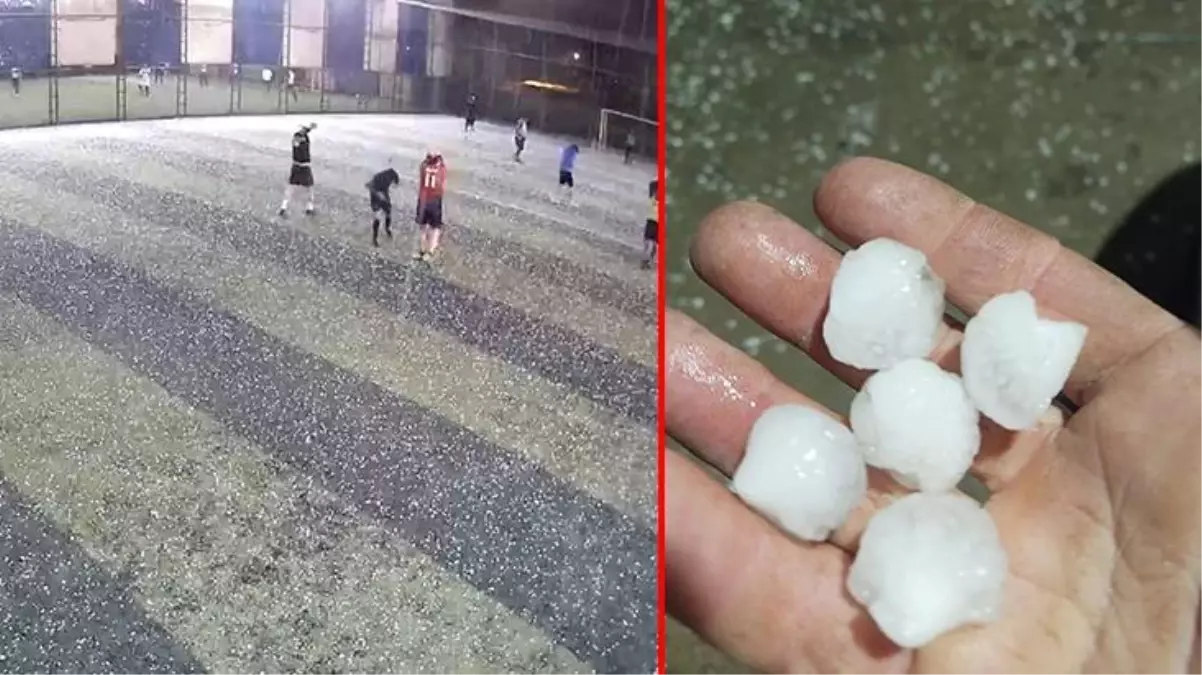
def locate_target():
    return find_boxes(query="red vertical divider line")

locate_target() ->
[655,0,668,670]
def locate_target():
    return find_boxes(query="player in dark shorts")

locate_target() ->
[558,143,579,203]
[513,117,528,162]
[414,152,447,262]
[643,179,659,269]
[464,93,478,133]
[366,165,400,247]
[279,122,317,217]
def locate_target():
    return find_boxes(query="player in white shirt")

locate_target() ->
[513,118,528,162]
[137,65,152,97]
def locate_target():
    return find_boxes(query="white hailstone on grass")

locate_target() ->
[849,358,980,492]
[824,238,947,370]
[731,404,867,542]
[848,492,1007,649]
[960,290,1087,430]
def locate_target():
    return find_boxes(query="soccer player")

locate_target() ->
[198,64,209,87]
[414,152,447,261]
[137,65,152,97]
[286,68,298,102]
[513,117,528,162]
[464,93,478,133]
[558,143,579,201]
[279,122,317,217]
[365,164,400,248]
[643,179,659,269]
[9,66,20,96]
[623,130,637,164]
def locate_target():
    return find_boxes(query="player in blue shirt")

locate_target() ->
[558,143,579,202]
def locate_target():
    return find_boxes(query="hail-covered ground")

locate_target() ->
[0,114,657,674]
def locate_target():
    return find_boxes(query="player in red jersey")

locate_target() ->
[414,152,447,262]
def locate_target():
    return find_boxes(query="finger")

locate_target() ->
[665,450,911,674]
[813,156,1184,404]
[673,281,1057,497]
[666,307,829,476]
[688,200,963,392]
[666,309,907,549]
[685,206,1057,493]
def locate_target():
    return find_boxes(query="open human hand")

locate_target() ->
[666,157,1200,673]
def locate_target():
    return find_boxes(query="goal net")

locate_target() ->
[597,108,657,159]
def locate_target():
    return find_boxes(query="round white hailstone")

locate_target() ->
[731,404,867,542]
[960,290,1088,430]
[849,359,980,493]
[823,238,947,370]
[848,492,1007,649]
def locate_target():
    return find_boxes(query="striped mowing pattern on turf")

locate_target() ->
[0,116,657,674]
[40,136,658,366]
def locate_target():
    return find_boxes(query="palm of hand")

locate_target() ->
[666,158,1200,674]
[924,333,1199,673]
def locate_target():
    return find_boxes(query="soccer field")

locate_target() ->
[0,114,657,673]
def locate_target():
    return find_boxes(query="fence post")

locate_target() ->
[116,0,125,120]
[48,0,58,124]
[537,31,547,129]
[178,0,189,116]
[319,0,328,111]
[281,0,290,113]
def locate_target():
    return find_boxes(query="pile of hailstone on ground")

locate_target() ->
[730,238,1088,649]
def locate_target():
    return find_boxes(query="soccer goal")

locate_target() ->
[597,108,658,159]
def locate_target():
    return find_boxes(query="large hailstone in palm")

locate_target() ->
[960,290,1087,430]
[824,238,947,371]
[849,358,980,493]
[848,492,1007,649]
[731,404,867,542]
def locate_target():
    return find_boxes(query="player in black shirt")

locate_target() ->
[365,165,400,247]
[644,179,659,269]
[464,93,478,133]
[279,122,317,217]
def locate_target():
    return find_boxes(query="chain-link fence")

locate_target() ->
[0,0,657,153]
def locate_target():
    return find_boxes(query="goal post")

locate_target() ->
[597,108,658,158]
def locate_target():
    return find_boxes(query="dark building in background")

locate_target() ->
[398,0,657,147]
[459,0,654,42]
